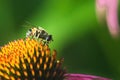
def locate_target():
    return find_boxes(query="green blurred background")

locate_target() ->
[0,0,120,79]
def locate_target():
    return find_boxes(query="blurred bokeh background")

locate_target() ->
[0,0,120,79]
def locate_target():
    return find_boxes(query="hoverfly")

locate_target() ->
[26,27,53,44]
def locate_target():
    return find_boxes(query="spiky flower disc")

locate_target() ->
[0,38,66,80]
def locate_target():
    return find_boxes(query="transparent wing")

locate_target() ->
[38,26,46,31]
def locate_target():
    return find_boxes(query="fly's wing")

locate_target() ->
[38,26,46,31]
[22,21,37,29]
[38,27,49,37]
[23,21,37,38]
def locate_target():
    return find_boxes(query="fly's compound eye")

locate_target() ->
[46,35,53,41]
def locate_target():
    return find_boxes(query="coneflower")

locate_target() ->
[0,38,66,80]
[0,38,111,80]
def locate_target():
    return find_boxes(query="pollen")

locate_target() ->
[0,38,66,80]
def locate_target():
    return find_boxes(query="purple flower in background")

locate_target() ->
[96,0,119,37]
[65,73,111,80]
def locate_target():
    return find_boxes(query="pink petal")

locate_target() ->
[65,73,111,80]
[96,0,119,37]
[106,0,119,37]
